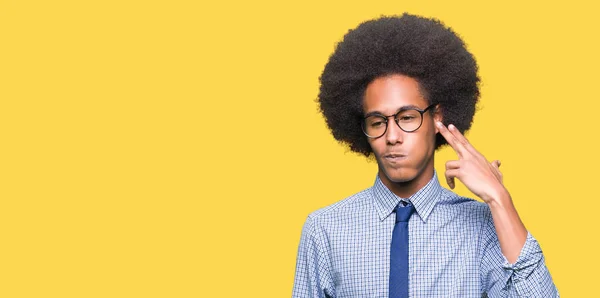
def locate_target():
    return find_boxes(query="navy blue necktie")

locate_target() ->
[389,201,415,298]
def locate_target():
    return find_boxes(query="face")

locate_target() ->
[363,74,441,195]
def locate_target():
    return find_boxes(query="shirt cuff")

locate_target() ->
[501,231,544,295]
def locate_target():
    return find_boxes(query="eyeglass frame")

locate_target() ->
[361,104,438,139]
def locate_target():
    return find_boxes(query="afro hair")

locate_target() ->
[318,13,480,158]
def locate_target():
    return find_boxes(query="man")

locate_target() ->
[292,14,558,297]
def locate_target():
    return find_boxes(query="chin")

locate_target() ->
[384,168,418,183]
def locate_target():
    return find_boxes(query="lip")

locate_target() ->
[384,154,406,162]
[384,153,406,158]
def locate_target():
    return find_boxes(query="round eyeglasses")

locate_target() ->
[361,104,437,138]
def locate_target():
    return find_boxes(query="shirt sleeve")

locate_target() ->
[292,215,335,298]
[479,208,559,297]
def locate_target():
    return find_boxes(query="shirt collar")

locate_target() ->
[371,170,443,223]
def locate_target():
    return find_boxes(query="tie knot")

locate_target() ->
[394,203,414,223]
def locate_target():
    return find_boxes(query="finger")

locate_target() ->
[448,124,476,154]
[492,167,503,183]
[490,160,503,182]
[445,160,461,170]
[492,160,501,168]
[436,122,466,158]
[445,169,460,189]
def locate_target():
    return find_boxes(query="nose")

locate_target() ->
[385,118,404,145]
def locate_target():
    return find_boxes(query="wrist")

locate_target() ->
[482,185,511,207]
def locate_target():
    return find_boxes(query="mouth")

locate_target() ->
[384,154,406,162]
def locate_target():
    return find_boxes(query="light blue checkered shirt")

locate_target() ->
[292,171,558,297]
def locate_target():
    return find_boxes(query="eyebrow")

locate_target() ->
[364,104,421,118]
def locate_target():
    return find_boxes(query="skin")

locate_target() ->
[363,74,442,198]
[363,74,527,263]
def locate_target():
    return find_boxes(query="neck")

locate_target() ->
[379,165,435,199]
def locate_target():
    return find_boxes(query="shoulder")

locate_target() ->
[438,188,492,222]
[305,187,372,225]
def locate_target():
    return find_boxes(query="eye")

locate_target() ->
[397,110,420,122]
[366,116,387,127]
[398,115,416,122]
[370,121,385,127]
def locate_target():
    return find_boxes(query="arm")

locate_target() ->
[479,206,558,297]
[436,122,559,296]
[486,190,527,264]
[292,216,335,298]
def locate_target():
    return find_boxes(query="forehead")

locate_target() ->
[363,74,428,114]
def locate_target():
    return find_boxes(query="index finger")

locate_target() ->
[436,121,466,157]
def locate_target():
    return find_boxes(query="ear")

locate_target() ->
[433,104,443,134]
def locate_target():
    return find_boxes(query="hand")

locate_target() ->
[435,122,506,204]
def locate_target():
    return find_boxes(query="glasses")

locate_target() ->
[361,104,437,138]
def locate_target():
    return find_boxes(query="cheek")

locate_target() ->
[367,139,385,156]
[405,132,436,155]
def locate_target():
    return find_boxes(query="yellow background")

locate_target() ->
[1,0,597,296]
